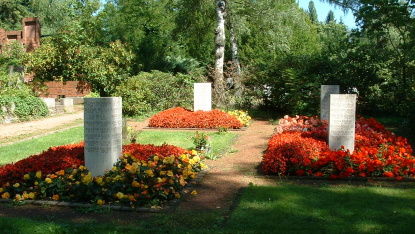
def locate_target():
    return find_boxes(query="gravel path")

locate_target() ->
[176,120,277,214]
[0,107,84,145]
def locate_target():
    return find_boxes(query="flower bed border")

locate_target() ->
[0,168,210,213]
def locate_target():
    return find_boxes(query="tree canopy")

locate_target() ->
[1,0,414,119]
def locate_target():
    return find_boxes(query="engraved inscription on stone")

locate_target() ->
[194,83,212,111]
[328,94,357,153]
[84,97,122,176]
[321,85,340,120]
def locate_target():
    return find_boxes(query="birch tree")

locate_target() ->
[226,1,244,97]
[214,0,227,107]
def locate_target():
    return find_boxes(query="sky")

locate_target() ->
[297,0,357,29]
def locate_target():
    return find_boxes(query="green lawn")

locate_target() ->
[226,183,415,233]
[136,130,238,156]
[0,126,84,166]
[0,126,238,166]
[1,183,415,233]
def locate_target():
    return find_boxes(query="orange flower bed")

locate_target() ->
[148,107,244,129]
[262,116,415,180]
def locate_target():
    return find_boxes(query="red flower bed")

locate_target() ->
[148,107,243,129]
[122,143,187,160]
[0,142,85,185]
[262,116,415,179]
[0,142,187,186]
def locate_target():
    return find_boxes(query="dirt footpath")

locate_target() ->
[0,106,84,145]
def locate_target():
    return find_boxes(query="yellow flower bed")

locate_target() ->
[227,110,252,127]
[0,151,206,207]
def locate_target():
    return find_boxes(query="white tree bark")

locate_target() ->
[229,25,241,75]
[214,0,226,107]
[215,0,226,81]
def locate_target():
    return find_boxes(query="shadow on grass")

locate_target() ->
[225,182,415,233]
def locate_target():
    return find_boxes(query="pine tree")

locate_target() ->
[325,10,335,23]
[308,1,318,23]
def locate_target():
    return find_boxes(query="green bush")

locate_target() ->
[114,71,201,116]
[0,89,49,122]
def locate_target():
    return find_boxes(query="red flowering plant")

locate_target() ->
[148,107,248,129]
[262,115,415,180]
[0,143,207,207]
[0,142,85,185]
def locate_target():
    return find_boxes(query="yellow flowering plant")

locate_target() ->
[227,110,252,127]
[0,151,207,207]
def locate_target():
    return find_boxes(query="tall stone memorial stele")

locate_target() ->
[328,94,357,153]
[194,83,212,111]
[84,97,122,176]
[321,85,340,120]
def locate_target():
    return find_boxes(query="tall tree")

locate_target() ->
[325,10,335,23]
[321,0,360,12]
[173,0,216,66]
[354,0,415,110]
[214,0,227,107]
[308,1,319,23]
[30,0,102,35]
[0,0,31,30]
[103,0,179,72]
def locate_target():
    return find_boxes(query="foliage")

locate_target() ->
[0,0,31,30]
[173,0,216,67]
[346,0,415,115]
[114,71,200,116]
[0,41,49,122]
[0,142,206,207]
[148,107,245,129]
[101,0,180,72]
[325,10,335,24]
[262,115,415,179]
[29,0,102,35]
[0,41,27,88]
[4,0,415,119]
[307,1,319,23]
[0,88,48,122]
[24,26,134,96]
[191,131,214,159]
[191,132,211,150]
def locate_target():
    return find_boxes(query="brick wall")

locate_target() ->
[36,81,92,99]
[0,17,41,53]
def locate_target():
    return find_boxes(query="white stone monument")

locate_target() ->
[328,94,357,153]
[194,83,212,111]
[84,97,122,176]
[60,98,74,112]
[321,85,340,120]
[40,97,56,109]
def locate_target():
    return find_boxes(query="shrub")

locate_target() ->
[0,88,48,122]
[114,71,202,116]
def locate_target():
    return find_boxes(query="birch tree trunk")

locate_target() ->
[228,15,243,96]
[214,0,226,108]
[229,25,241,75]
